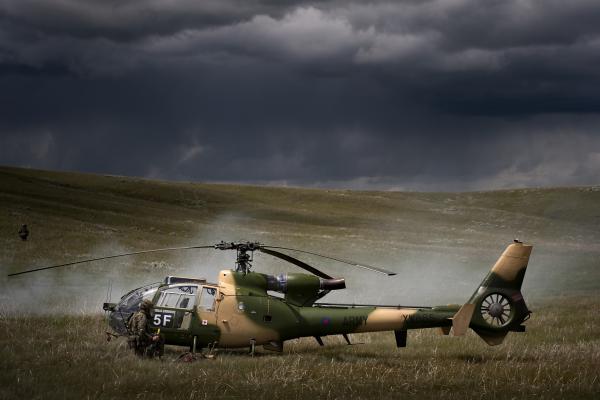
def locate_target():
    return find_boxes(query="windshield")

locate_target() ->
[108,283,160,335]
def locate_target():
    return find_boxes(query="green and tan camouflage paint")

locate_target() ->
[148,242,533,350]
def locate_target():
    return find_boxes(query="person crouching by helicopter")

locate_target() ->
[128,299,164,358]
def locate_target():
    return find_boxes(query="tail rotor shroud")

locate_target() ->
[480,293,512,327]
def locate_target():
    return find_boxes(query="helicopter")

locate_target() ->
[8,240,533,355]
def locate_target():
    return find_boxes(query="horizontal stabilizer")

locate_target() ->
[451,303,475,336]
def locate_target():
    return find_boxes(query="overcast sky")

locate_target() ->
[1,0,599,191]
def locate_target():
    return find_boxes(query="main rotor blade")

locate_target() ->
[7,245,215,277]
[262,246,396,276]
[258,248,333,279]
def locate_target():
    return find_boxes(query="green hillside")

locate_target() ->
[1,166,599,400]
[1,166,599,312]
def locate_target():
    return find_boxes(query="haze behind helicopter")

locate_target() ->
[1,166,598,314]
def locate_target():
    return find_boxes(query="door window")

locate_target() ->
[156,284,197,310]
[152,284,198,329]
[199,286,217,311]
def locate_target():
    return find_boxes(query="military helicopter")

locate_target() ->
[8,240,533,354]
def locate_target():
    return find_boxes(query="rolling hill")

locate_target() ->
[1,166,599,311]
[1,166,599,400]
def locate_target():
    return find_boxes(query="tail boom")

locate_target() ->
[299,305,460,340]
[297,241,533,348]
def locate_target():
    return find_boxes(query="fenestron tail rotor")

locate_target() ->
[480,293,512,327]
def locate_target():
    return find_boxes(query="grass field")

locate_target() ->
[1,297,598,399]
[1,166,599,399]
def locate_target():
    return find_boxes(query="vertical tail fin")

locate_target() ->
[467,241,533,345]
[451,303,475,336]
[473,240,532,294]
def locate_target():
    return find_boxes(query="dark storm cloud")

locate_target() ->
[1,0,599,190]
[0,0,293,41]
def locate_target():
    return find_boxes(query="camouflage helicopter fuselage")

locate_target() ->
[105,242,533,352]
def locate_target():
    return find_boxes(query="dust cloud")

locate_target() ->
[0,212,268,315]
[2,197,598,317]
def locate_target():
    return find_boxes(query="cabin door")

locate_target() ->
[151,284,198,334]
[195,286,220,346]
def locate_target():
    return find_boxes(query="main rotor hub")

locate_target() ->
[215,241,262,274]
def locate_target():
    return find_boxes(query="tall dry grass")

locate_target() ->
[1,297,598,399]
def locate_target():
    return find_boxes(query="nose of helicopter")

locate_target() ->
[103,295,144,335]
[104,300,139,335]
[104,282,161,335]
[108,309,132,335]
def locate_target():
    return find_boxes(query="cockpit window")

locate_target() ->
[118,287,158,314]
[110,283,160,335]
[199,286,217,311]
[142,288,157,301]
[156,284,197,310]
